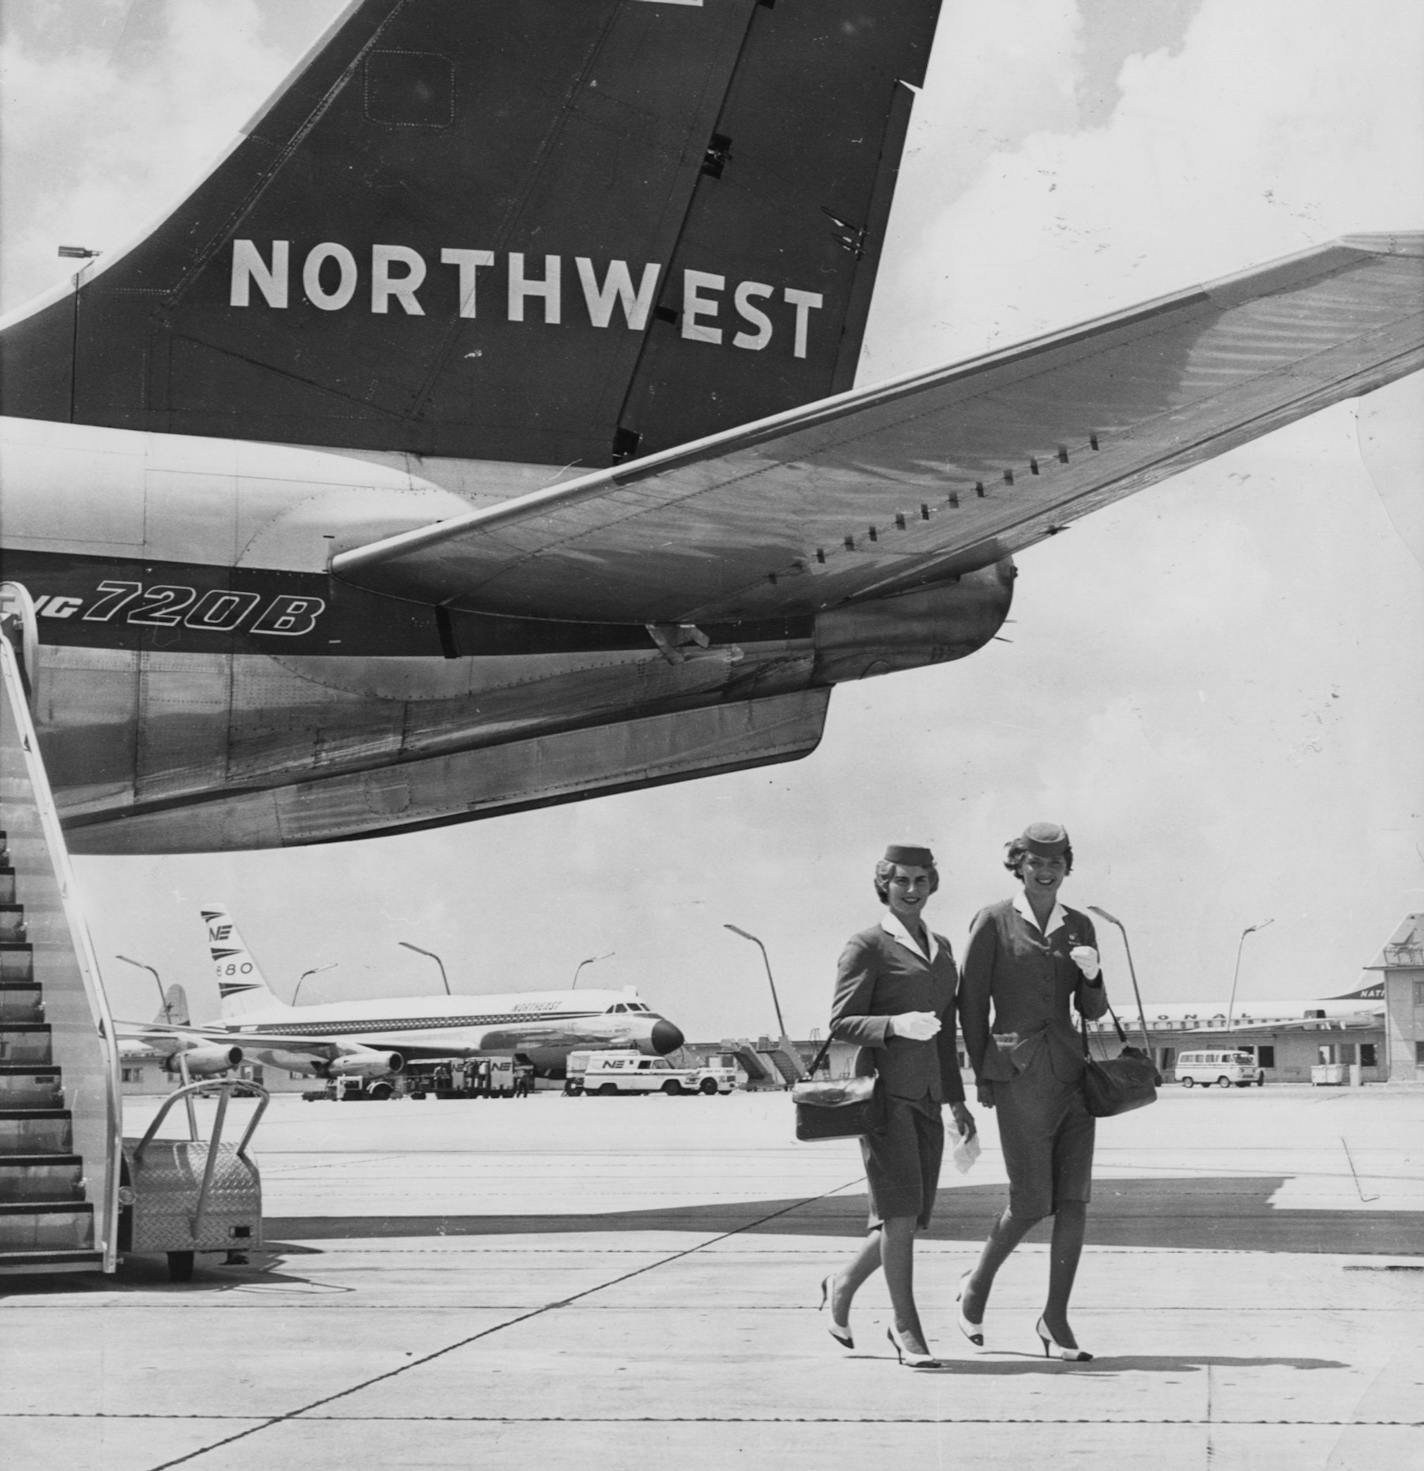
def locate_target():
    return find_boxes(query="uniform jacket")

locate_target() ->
[958,895,1109,1086]
[829,914,966,1104]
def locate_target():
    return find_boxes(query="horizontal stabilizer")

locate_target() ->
[65,688,831,852]
[333,234,1424,625]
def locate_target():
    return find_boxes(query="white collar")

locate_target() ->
[881,909,938,962]
[1013,889,1067,937]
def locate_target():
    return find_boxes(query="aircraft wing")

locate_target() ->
[333,234,1424,625]
[113,1020,483,1063]
[112,1020,318,1055]
[112,1021,211,1047]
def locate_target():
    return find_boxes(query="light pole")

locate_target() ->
[292,962,336,1004]
[399,940,451,995]
[1226,919,1274,1031]
[723,924,791,1042]
[1085,907,1153,1045]
[116,954,170,1023]
[572,951,614,988]
[118,952,196,1136]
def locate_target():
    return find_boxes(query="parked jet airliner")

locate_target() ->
[1,1,1420,855]
[116,906,683,1081]
[1107,984,1385,1032]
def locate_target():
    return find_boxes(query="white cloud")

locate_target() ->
[0,1,313,311]
[868,0,1424,373]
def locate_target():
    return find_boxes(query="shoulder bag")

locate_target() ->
[1080,1007,1159,1117]
[792,1036,884,1141]
[1078,918,1161,1117]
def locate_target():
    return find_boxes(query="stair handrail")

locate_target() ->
[133,1078,271,1243]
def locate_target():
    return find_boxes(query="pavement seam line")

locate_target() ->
[11,1413,1423,1427]
[140,1173,868,1470]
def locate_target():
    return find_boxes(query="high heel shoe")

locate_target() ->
[886,1324,941,1369]
[956,1270,984,1347]
[1035,1315,1093,1362]
[818,1274,853,1350]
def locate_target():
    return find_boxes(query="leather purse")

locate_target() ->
[792,1037,885,1141]
[1078,937,1161,1118]
[1081,1033,1159,1117]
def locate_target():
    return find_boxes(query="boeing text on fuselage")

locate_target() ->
[26,583,325,639]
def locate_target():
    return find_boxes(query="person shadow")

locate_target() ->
[858,1349,1349,1373]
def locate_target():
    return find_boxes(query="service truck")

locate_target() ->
[569,1051,737,1096]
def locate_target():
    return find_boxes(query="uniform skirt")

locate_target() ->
[992,1061,1095,1218]
[861,1092,944,1231]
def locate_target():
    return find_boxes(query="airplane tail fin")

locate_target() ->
[201,905,289,1019]
[1326,983,1384,1003]
[0,0,944,465]
[153,984,190,1028]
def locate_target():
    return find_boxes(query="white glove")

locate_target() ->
[1070,945,1100,980]
[890,1011,942,1041]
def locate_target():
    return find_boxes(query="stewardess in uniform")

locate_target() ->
[820,844,975,1369]
[956,822,1108,1361]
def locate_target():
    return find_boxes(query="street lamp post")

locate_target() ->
[1085,907,1155,1049]
[116,953,196,1132]
[292,962,336,1004]
[116,954,170,1023]
[572,952,614,988]
[723,923,792,1045]
[1226,919,1274,1031]
[398,940,451,995]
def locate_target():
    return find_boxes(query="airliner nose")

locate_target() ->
[651,1019,684,1055]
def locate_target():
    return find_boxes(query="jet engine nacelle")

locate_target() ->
[324,1047,404,1079]
[167,1044,242,1076]
[811,559,1016,686]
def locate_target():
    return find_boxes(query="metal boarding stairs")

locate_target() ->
[720,1037,806,1090]
[0,587,268,1281]
[0,591,122,1276]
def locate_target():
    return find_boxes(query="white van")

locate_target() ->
[573,1051,737,1096]
[1175,1050,1264,1088]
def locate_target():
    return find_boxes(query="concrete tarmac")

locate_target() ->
[2,1084,1421,1470]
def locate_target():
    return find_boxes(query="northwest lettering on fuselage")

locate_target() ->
[230,240,825,356]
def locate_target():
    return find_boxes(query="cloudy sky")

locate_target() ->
[2,0,1421,1042]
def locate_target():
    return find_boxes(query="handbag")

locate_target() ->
[1080,1020,1159,1117]
[792,1037,885,1141]
[1078,917,1161,1117]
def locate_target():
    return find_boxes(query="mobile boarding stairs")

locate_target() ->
[0,584,266,1282]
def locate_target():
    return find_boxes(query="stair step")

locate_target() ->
[0,1022,52,1064]
[0,944,34,983]
[0,982,44,1022]
[0,1248,105,1276]
[0,904,25,941]
[0,1154,84,1203]
[0,1069,63,1107]
[0,1200,94,1251]
[0,1108,73,1154]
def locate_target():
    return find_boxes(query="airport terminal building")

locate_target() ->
[1367,912,1424,1084]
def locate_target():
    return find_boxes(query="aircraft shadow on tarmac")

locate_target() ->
[263,1173,1421,1255]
